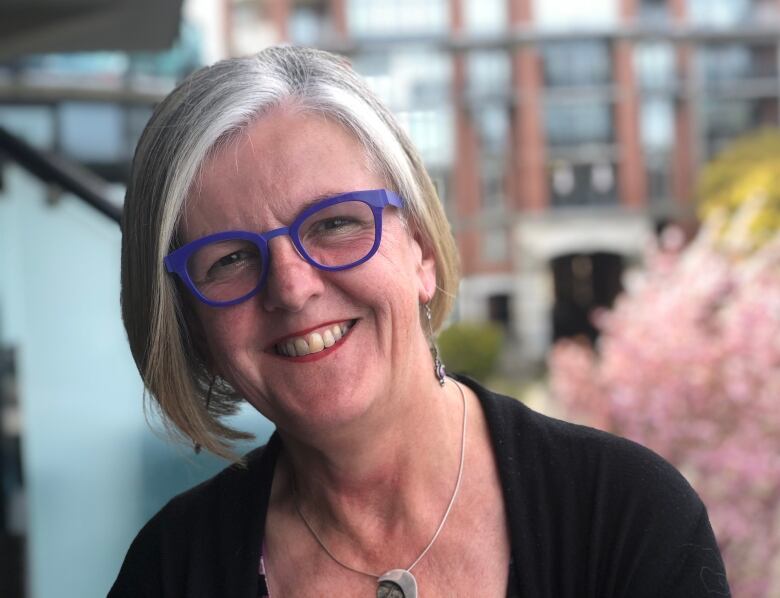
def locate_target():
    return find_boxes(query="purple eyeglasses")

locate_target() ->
[164,188,404,307]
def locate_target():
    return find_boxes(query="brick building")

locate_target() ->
[227,0,780,365]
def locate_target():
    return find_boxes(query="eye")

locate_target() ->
[188,239,262,285]
[310,216,360,233]
[207,249,256,277]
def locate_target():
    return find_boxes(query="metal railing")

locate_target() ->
[0,125,121,224]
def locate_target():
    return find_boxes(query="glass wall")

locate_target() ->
[0,101,152,183]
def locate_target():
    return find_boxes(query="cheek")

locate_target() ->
[194,306,260,365]
[367,244,425,334]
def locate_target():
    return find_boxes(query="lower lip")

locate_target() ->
[272,322,356,363]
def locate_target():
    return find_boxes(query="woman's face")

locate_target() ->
[181,106,436,435]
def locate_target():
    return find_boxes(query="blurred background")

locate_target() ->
[1,0,779,596]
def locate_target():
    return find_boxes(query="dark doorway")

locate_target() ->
[551,252,624,344]
[487,294,511,330]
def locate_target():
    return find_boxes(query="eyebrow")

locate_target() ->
[291,190,352,215]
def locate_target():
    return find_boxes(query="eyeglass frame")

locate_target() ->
[163,188,405,308]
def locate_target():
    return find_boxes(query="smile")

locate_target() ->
[273,320,356,358]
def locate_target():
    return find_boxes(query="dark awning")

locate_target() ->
[0,0,184,60]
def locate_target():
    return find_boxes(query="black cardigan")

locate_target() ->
[109,377,730,597]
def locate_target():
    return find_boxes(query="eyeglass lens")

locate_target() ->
[186,200,377,302]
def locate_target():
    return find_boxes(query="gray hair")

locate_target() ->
[121,46,460,458]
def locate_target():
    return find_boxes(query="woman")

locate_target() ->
[111,47,729,597]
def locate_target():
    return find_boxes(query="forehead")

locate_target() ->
[180,106,383,241]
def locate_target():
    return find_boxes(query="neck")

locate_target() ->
[276,376,466,554]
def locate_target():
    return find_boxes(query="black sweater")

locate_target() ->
[109,377,730,597]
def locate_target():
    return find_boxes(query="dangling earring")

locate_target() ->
[194,375,217,455]
[424,303,446,387]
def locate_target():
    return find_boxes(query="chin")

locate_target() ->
[256,368,383,433]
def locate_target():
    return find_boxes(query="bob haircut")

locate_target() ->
[121,46,460,458]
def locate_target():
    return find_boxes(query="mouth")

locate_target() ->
[271,319,357,359]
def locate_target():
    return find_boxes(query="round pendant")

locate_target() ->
[377,569,418,598]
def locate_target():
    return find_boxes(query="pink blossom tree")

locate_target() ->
[549,215,780,597]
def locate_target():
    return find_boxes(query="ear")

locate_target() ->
[410,229,437,304]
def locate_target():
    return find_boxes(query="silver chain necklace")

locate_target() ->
[293,379,468,598]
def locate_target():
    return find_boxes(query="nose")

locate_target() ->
[261,236,324,313]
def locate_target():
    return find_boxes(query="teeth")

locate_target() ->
[276,321,353,357]
[323,329,335,347]
[308,332,325,353]
[293,338,309,356]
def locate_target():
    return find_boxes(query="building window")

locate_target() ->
[646,153,672,204]
[488,294,512,329]
[471,99,509,214]
[289,0,332,46]
[549,161,618,207]
[640,98,674,204]
[687,0,751,26]
[396,108,454,169]
[463,0,506,33]
[534,0,619,29]
[466,50,511,99]
[700,43,777,87]
[480,160,505,213]
[352,48,450,109]
[703,97,779,158]
[634,42,675,90]
[348,0,449,35]
[542,41,612,88]
[640,98,674,151]
[352,48,454,172]
[638,0,668,24]
[474,103,510,156]
[544,102,613,147]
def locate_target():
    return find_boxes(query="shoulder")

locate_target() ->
[458,375,729,596]
[108,439,279,597]
[460,375,700,509]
